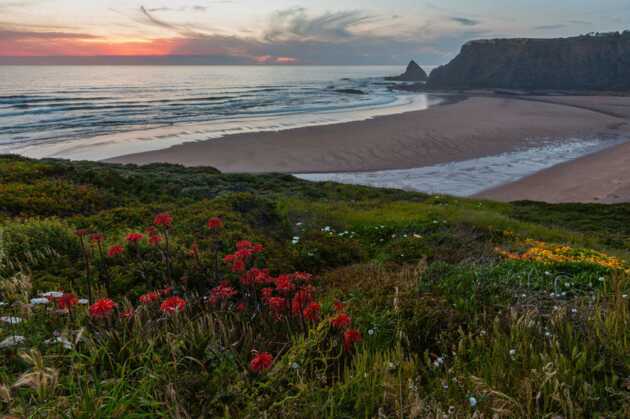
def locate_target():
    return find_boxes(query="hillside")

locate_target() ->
[428,32,630,90]
[0,155,629,417]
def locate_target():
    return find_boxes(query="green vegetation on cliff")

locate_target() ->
[0,155,629,418]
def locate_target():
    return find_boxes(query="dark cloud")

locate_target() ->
[0,29,97,41]
[533,24,567,30]
[139,6,180,31]
[450,17,480,26]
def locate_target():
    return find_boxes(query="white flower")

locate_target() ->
[41,291,64,298]
[78,299,89,305]
[296,222,303,227]
[322,226,331,232]
[598,277,605,282]
[0,335,25,349]
[545,271,552,276]
[291,362,300,369]
[571,308,578,314]
[433,357,444,368]
[0,302,7,307]
[0,316,22,325]
[413,234,422,239]
[550,292,556,297]
[521,293,527,298]
[45,336,73,350]
[480,330,487,336]
[30,298,49,305]
[623,294,628,299]
[368,329,375,336]
[468,396,478,408]
[292,236,300,245]
[545,331,552,337]
[509,349,516,358]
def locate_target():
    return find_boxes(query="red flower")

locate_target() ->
[303,302,321,322]
[343,329,362,351]
[90,233,104,244]
[160,296,187,314]
[107,245,124,257]
[260,287,274,302]
[126,233,144,243]
[154,213,173,228]
[209,282,238,305]
[240,268,272,286]
[236,302,247,313]
[249,352,273,373]
[55,293,78,310]
[331,313,352,329]
[159,287,174,297]
[208,217,223,230]
[292,272,313,283]
[291,286,314,316]
[119,308,135,319]
[89,298,117,318]
[267,296,287,315]
[334,300,345,313]
[75,229,89,238]
[275,275,294,295]
[149,235,162,247]
[138,291,160,304]
[188,243,199,258]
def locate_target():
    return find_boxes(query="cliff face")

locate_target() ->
[428,32,630,90]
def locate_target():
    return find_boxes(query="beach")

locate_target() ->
[109,94,630,202]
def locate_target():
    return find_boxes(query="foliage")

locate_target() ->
[1,155,629,417]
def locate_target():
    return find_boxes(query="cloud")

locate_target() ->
[533,24,567,30]
[450,17,480,26]
[0,29,97,41]
[264,8,378,42]
[139,6,180,31]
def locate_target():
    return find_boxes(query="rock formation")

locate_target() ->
[428,32,630,90]
[386,60,428,82]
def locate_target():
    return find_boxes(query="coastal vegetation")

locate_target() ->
[1,155,629,417]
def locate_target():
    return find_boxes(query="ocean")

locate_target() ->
[0,65,438,160]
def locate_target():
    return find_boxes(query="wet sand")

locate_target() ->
[108,95,630,174]
[477,140,630,203]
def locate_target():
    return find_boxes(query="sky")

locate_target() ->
[1,0,629,65]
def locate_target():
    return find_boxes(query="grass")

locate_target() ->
[0,155,629,418]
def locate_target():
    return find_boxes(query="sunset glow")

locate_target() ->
[1,0,628,64]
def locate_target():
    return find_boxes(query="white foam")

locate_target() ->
[296,139,622,197]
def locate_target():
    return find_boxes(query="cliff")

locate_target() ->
[386,60,428,82]
[428,32,630,90]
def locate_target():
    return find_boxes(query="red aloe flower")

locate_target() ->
[249,352,273,373]
[154,213,173,228]
[331,313,352,329]
[89,298,117,318]
[292,272,313,282]
[291,286,314,316]
[138,291,160,304]
[107,245,124,257]
[160,296,187,314]
[208,217,223,230]
[275,275,295,295]
[126,233,144,243]
[209,282,238,305]
[119,308,135,319]
[55,293,78,310]
[75,229,89,238]
[260,287,274,303]
[267,296,287,315]
[303,302,321,322]
[159,287,174,297]
[235,302,247,313]
[343,329,362,351]
[149,235,162,247]
[334,300,345,313]
[90,233,104,244]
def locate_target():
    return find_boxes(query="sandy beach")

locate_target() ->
[109,94,630,202]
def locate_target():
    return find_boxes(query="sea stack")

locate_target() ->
[386,60,428,82]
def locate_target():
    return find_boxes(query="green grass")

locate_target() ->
[0,155,629,418]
